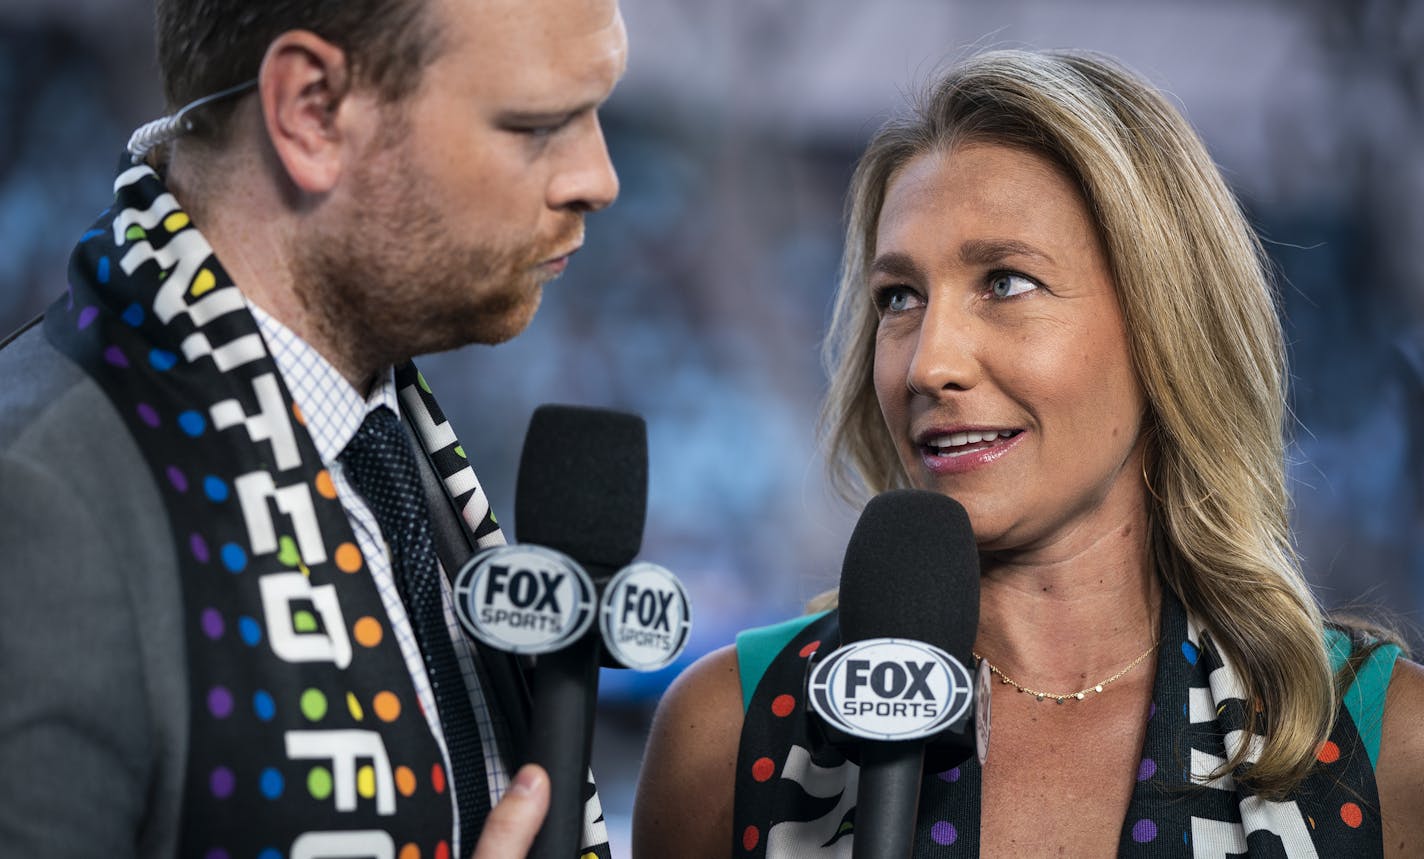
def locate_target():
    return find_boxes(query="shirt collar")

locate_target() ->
[246,300,399,467]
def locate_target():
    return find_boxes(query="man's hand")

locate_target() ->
[472,764,551,858]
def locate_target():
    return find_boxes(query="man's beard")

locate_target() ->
[290,140,581,381]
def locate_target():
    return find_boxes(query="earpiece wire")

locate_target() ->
[126,78,259,164]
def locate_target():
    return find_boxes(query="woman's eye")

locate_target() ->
[989,272,1038,299]
[874,286,921,314]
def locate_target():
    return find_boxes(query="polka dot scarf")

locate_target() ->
[46,158,490,857]
[733,587,1387,856]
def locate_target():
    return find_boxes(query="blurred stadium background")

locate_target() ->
[3,1,1421,853]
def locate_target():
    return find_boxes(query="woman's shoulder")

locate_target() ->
[632,644,746,859]
[1375,655,1424,858]
[656,643,746,724]
[633,613,838,858]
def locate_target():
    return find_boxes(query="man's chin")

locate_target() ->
[483,285,544,345]
[421,287,544,352]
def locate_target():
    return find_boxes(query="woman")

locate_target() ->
[633,50,1424,857]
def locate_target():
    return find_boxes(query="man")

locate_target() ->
[0,0,627,855]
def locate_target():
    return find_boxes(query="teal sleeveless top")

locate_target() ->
[733,590,1400,856]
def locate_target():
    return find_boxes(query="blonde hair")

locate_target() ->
[819,49,1332,797]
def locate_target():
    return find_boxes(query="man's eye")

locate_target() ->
[509,116,573,139]
[989,272,1038,298]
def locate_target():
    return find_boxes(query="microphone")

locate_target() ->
[514,404,647,859]
[807,489,982,859]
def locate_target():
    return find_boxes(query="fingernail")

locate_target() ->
[511,765,544,795]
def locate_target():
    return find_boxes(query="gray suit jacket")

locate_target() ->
[0,320,188,857]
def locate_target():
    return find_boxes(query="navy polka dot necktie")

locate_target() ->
[340,406,490,848]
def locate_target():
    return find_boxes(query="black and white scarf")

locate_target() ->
[47,157,612,858]
[734,587,1387,857]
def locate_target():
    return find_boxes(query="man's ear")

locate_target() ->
[257,30,364,195]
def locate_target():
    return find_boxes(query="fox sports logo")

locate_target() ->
[808,638,973,741]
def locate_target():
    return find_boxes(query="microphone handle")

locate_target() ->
[853,742,924,859]
[526,632,602,859]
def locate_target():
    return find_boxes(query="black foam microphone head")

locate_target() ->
[837,489,979,663]
[514,404,648,578]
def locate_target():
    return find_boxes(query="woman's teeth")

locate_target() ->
[927,429,1016,450]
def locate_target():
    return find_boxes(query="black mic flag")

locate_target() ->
[817,490,981,859]
[516,404,647,859]
[515,404,647,578]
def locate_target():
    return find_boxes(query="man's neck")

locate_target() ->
[167,147,378,396]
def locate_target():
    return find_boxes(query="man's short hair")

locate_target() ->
[155,0,443,142]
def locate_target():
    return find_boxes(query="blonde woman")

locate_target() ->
[634,50,1424,857]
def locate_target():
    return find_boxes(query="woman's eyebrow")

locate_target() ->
[959,237,1056,266]
[868,251,923,280]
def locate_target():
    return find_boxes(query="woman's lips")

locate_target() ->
[916,428,1025,475]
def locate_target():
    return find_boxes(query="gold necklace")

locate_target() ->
[972,641,1158,704]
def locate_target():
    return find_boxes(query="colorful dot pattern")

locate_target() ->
[44,164,516,858]
[731,589,1389,856]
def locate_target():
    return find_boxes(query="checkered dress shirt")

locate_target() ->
[248,302,512,846]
